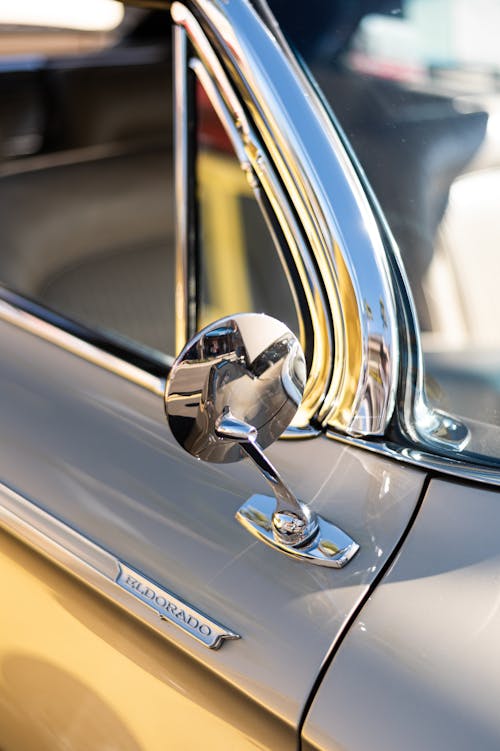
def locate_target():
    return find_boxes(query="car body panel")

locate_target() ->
[302,478,500,751]
[0,529,291,751]
[0,311,426,744]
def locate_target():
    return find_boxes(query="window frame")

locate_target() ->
[172,0,399,437]
[174,22,329,431]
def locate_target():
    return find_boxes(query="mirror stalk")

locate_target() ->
[216,410,319,546]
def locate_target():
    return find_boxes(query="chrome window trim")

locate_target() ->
[3,284,497,484]
[246,1,473,457]
[188,54,315,362]
[175,0,399,436]
[184,1,475,459]
[0,288,168,396]
[173,5,332,427]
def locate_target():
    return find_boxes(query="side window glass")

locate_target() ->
[195,79,300,337]
[0,6,175,356]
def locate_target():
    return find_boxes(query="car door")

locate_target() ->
[260,2,500,749]
[0,2,428,749]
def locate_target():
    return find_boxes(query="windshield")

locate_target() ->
[267,0,500,462]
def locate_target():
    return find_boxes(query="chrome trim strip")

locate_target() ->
[326,430,500,488]
[173,24,190,355]
[252,1,472,456]
[184,0,399,436]
[186,0,473,463]
[0,294,166,397]
[281,424,322,440]
[187,54,327,426]
[0,483,239,650]
[236,493,359,568]
[172,5,332,427]
[188,58,248,167]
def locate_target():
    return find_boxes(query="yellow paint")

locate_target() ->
[197,151,252,327]
[0,530,288,750]
[321,240,363,428]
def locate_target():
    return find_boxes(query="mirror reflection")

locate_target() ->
[165,313,306,463]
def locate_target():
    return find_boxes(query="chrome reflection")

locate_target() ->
[177,0,473,464]
[165,313,359,566]
[236,494,359,569]
[173,0,398,436]
[165,313,306,463]
[0,483,238,650]
[0,291,166,396]
[172,3,332,428]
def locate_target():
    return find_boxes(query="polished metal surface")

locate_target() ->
[176,0,399,436]
[172,3,331,428]
[246,0,473,456]
[381,237,473,454]
[166,313,359,559]
[0,483,238,650]
[117,564,239,649]
[183,0,479,465]
[165,313,306,463]
[215,409,317,545]
[240,438,318,547]
[1,288,497,488]
[237,494,359,568]
[281,424,322,440]
[166,313,318,544]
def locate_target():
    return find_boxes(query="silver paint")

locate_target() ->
[303,478,500,751]
[0,295,165,396]
[173,0,399,435]
[0,316,425,729]
[236,494,359,568]
[0,483,238,650]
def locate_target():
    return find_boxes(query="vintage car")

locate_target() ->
[1,0,500,749]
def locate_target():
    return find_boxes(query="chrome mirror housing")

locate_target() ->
[165,314,305,463]
[165,313,359,568]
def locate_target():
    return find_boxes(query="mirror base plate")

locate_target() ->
[236,494,359,568]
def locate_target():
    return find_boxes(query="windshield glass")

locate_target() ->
[267,0,500,461]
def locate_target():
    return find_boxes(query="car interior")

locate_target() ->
[0,9,175,354]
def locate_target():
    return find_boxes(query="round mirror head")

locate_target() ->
[165,313,306,463]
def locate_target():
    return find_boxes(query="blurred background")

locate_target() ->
[0,0,125,55]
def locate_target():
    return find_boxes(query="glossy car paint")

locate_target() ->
[0,530,286,751]
[302,478,500,751]
[0,315,425,746]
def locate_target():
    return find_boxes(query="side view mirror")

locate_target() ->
[165,313,358,568]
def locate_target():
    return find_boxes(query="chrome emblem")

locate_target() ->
[117,564,240,649]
